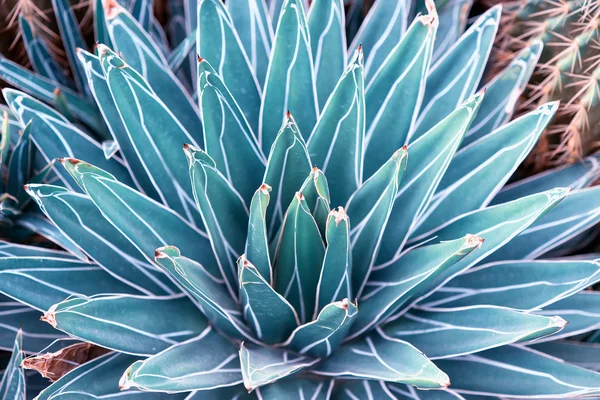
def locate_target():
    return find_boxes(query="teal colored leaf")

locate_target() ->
[429,0,473,61]
[50,0,90,96]
[315,207,351,312]
[0,256,136,312]
[0,57,105,133]
[240,343,319,391]
[273,192,325,323]
[388,384,465,399]
[130,0,152,31]
[384,305,565,359]
[36,353,171,400]
[312,329,449,389]
[101,139,118,159]
[463,42,542,147]
[334,380,396,400]
[348,0,410,81]
[531,341,600,372]
[26,184,177,296]
[363,10,436,178]
[346,147,407,298]
[93,0,111,47]
[14,213,87,260]
[5,89,134,191]
[536,292,600,341]
[267,0,284,29]
[5,122,34,208]
[19,15,74,90]
[167,28,197,71]
[227,0,273,86]
[412,6,500,140]
[260,0,318,153]
[198,59,266,204]
[435,345,600,397]
[257,376,333,400]
[298,167,330,237]
[307,48,365,206]
[238,256,299,344]
[377,93,483,263]
[349,235,482,340]
[155,246,255,342]
[77,49,159,198]
[186,145,248,299]
[105,3,202,137]
[245,185,273,283]
[263,113,312,235]
[43,293,207,356]
[61,159,216,271]
[485,187,600,262]
[425,259,600,311]
[281,298,357,358]
[492,155,600,205]
[308,0,346,108]
[120,327,242,392]
[0,332,25,400]
[197,0,262,132]
[0,240,77,259]
[410,102,558,240]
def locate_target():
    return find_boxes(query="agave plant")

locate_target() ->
[1,0,600,398]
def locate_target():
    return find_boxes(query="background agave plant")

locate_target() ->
[1,0,600,399]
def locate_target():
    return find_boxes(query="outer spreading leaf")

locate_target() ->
[256,376,333,400]
[531,341,600,372]
[377,94,483,263]
[334,380,397,400]
[0,332,25,400]
[412,6,500,140]
[260,0,318,153]
[281,299,357,358]
[0,240,76,259]
[43,294,206,356]
[308,0,346,108]
[197,59,266,204]
[120,326,242,392]
[428,0,472,61]
[273,192,325,323]
[435,345,600,397]
[535,292,600,341]
[347,147,407,298]
[240,343,319,391]
[238,256,299,344]
[308,48,365,205]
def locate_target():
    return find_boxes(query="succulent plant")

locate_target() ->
[479,0,600,171]
[1,0,600,399]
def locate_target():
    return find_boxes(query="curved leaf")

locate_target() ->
[257,376,333,400]
[0,332,25,400]
[298,166,330,237]
[245,185,273,283]
[536,292,600,341]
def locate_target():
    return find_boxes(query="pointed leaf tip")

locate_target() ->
[104,0,122,19]
[41,305,58,328]
[421,0,438,28]
[330,207,348,226]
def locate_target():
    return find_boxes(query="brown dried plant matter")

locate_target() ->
[478,0,600,172]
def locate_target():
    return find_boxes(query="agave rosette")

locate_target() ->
[0,0,599,399]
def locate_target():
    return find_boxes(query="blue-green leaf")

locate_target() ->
[61,159,216,270]
[411,6,500,140]
[428,0,472,61]
[0,57,104,133]
[425,259,600,310]
[197,0,262,132]
[260,0,318,153]
[105,2,202,137]
[384,305,565,359]
[298,167,330,237]
[0,332,25,400]
[315,207,351,312]
[363,10,436,178]
[377,93,483,263]
[43,293,206,356]
[227,0,273,86]
[347,147,407,298]
[536,292,600,341]
[0,240,77,259]
[245,185,273,283]
[257,376,333,400]
[263,113,312,235]
[312,329,449,389]
[334,380,396,400]
[186,145,248,299]
[349,235,482,340]
[0,256,136,312]
[308,48,365,205]
[273,192,325,323]
[130,0,152,31]
[463,42,542,147]
[410,102,558,240]
[281,298,357,358]
[167,28,197,71]
[19,15,74,90]
[348,0,410,81]
[198,59,266,204]
[26,184,177,296]
[240,343,318,391]
[238,256,299,344]
[120,327,243,392]
[435,345,600,397]
[531,341,600,372]
[308,0,346,108]
[155,246,255,342]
